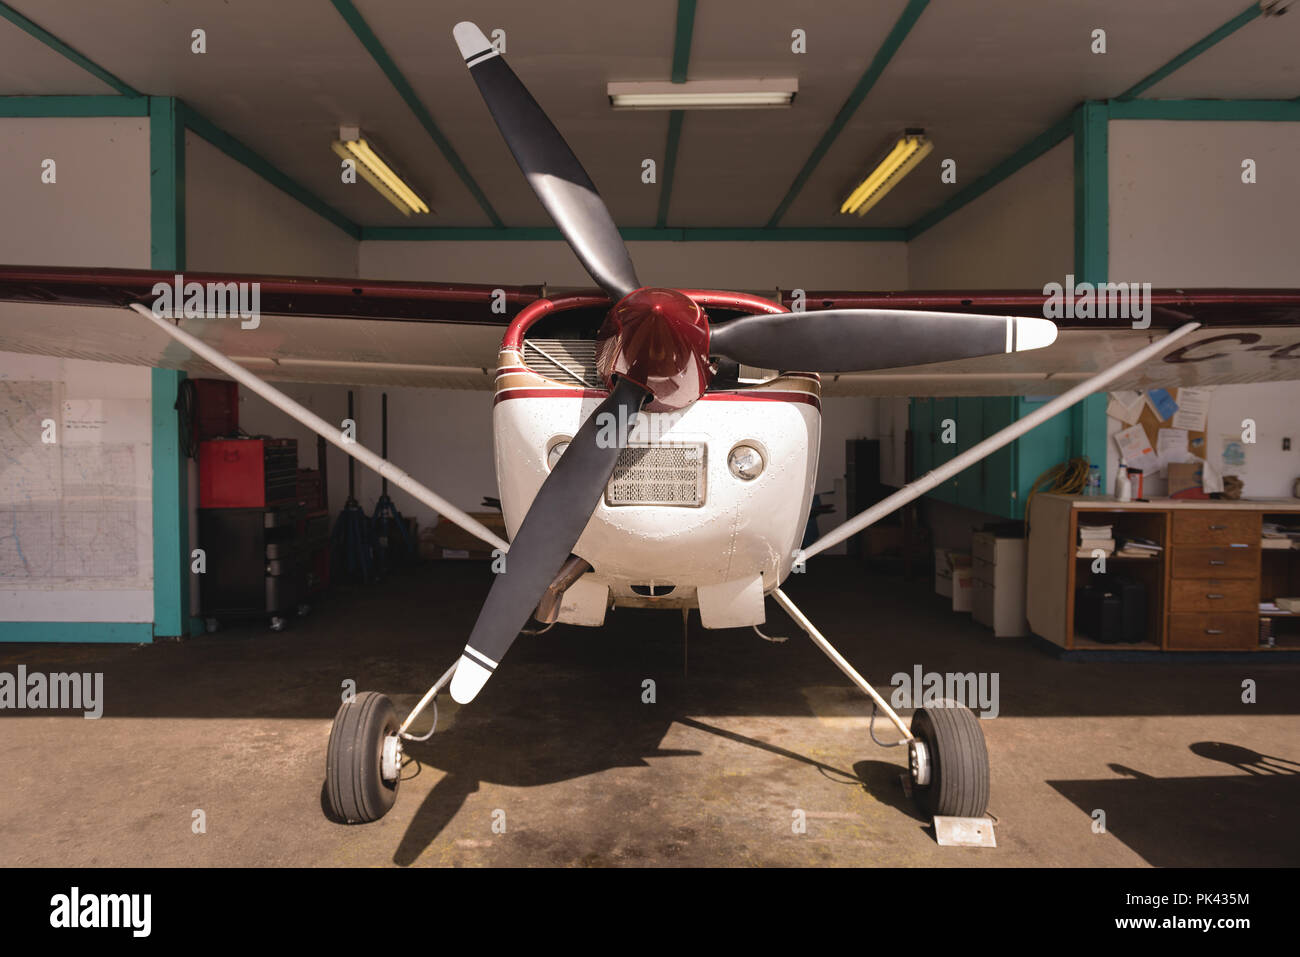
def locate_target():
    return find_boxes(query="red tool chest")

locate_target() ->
[199,438,299,508]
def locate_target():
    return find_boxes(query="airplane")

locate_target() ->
[3,20,1299,831]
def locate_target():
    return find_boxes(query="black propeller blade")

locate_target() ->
[708,309,1058,372]
[454,21,640,301]
[449,376,649,704]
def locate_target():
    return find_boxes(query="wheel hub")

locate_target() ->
[380,733,403,782]
[909,739,931,786]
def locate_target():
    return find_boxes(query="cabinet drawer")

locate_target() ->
[1170,546,1257,579]
[1171,510,1258,546]
[1169,578,1258,612]
[1167,613,1258,650]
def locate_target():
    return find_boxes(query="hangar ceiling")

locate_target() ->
[1,0,1297,232]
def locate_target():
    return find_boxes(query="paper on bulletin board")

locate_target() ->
[1106,390,1144,425]
[1115,424,1160,474]
[1170,388,1210,432]
[1145,388,1178,421]
[1157,427,1196,466]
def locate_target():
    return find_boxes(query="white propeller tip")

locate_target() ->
[449,653,494,704]
[1012,317,1058,352]
[453,22,494,62]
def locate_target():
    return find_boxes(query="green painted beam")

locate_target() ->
[0,622,155,643]
[149,98,186,277]
[656,110,685,228]
[657,0,698,228]
[906,115,1072,239]
[1116,3,1262,101]
[766,0,930,227]
[362,226,906,242]
[0,1,141,96]
[1070,101,1109,470]
[1072,101,1108,283]
[177,101,362,240]
[148,97,188,641]
[670,0,697,83]
[1109,98,1300,122]
[0,95,148,116]
[329,0,503,227]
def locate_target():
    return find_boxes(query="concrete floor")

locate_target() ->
[2,559,1297,867]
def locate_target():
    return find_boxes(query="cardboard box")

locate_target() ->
[431,511,507,559]
[951,560,974,613]
[935,548,973,612]
[1168,461,1207,499]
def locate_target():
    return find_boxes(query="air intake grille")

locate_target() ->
[522,339,600,387]
[605,444,706,507]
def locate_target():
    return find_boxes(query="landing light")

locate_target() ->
[728,444,765,481]
[547,440,570,470]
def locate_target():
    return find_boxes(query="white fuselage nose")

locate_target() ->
[493,366,822,625]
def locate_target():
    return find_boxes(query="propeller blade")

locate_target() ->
[449,376,649,704]
[454,21,640,301]
[708,310,1058,373]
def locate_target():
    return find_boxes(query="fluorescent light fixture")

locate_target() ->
[608,78,797,110]
[331,128,430,216]
[840,130,933,217]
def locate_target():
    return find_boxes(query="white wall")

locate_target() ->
[360,239,907,291]
[1106,120,1300,496]
[908,139,1074,290]
[1109,121,1300,286]
[0,117,153,624]
[185,133,359,277]
[0,116,150,266]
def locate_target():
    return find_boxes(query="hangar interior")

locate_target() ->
[1,0,1298,867]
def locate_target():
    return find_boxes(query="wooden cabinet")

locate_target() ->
[1026,495,1300,652]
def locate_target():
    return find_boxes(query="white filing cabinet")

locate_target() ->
[971,531,1029,637]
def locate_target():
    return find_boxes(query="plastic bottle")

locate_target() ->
[1115,461,1133,502]
[1087,464,1101,496]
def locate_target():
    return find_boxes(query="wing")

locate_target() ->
[4,270,1299,397]
[0,265,544,389]
[788,290,1300,397]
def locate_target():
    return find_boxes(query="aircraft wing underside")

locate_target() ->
[1,267,1297,397]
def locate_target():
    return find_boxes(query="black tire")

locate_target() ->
[326,692,400,824]
[910,700,989,818]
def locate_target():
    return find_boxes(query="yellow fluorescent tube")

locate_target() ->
[333,137,430,215]
[346,139,429,214]
[840,134,933,216]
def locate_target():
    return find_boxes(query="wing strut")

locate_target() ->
[795,322,1204,564]
[128,303,509,553]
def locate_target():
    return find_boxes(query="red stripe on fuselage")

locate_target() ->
[493,387,820,410]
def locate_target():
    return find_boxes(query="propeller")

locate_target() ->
[709,309,1057,372]
[449,376,648,703]
[453,22,640,301]
[448,20,1059,703]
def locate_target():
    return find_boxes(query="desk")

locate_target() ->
[1026,495,1300,651]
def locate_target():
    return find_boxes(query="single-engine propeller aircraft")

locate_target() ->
[3,21,1300,828]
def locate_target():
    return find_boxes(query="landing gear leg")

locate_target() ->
[771,588,989,819]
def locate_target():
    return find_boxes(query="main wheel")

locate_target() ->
[908,700,989,818]
[326,692,401,823]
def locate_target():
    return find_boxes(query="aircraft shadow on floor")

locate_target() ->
[317,657,909,865]
[1047,741,1300,867]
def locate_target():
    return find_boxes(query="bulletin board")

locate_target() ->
[1136,388,1207,463]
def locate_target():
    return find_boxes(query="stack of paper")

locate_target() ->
[1116,536,1162,558]
[1078,524,1114,557]
[1262,522,1300,550]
